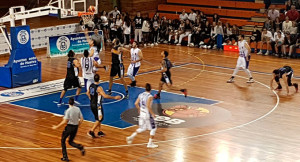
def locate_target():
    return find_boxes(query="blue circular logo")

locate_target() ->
[0,92,25,97]
[17,30,29,44]
[56,36,70,52]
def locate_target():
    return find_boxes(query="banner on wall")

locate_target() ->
[47,31,103,57]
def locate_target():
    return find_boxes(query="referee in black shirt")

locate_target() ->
[52,97,85,161]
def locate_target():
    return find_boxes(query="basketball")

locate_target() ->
[88,6,96,13]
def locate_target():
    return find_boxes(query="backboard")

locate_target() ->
[48,0,98,19]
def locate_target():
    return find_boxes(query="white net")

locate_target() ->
[81,14,94,25]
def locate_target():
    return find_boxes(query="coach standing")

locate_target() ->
[52,97,85,162]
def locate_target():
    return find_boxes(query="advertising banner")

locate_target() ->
[48,31,103,57]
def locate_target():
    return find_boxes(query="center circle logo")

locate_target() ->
[17,30,29,44]
[121,102,231,128]
[0,91,25,97]
[163,105,210,118]
[56,36,70,52]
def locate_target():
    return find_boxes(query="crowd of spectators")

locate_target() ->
[253,2,300,58]
[80,6,240,50]
[80,2,300,59]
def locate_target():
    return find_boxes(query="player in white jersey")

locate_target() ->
[227,35,254,83]
[81,50,104,91]
[127,41,143,87]
[126,83,158,148]
[84,30,108,72]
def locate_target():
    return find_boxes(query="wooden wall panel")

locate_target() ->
[98,0,114,14]
[120,0,166,18]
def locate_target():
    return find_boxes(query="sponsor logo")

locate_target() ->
[121,102,231,128]
[0,91,24,97]
[17,30,29,44]
[56,36,70,52]
[163,105,209,118]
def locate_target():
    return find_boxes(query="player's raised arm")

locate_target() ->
[97,86,121,100]
[84,29,91,42]
[121,47,130,53]
[89,47,94,57]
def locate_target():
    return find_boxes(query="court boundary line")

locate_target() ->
[188,62,300,79]
[0,64,280,150]
[0,63,191,104]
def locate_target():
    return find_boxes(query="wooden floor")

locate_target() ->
[1,18,300,162]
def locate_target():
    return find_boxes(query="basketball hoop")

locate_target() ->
[78,5,96,25]
[78,12,94,25]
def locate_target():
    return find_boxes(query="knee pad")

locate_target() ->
[150,129,156,136]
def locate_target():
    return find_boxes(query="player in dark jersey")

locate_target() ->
[86,74,121,138]
[270,66,298,95]
[58,50,81,106]
[108,38,130,98]
[154,51,187,99]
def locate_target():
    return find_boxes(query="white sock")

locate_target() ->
[148,138,153,144]
[129,132,137,139]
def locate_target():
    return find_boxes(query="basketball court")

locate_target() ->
[1,0,300,161]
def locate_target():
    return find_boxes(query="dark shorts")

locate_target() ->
[63,77,81,91]
[133,66,140,76]
[246,55,251,69]
[101,24,109,30]
[91,103,104,122]
[161,72,172,84]
[275,72,293,86]
[110,63,125,78]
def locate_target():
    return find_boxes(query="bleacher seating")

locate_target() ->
[152,0,286,27]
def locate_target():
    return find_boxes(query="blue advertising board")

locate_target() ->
[48,31,103,57]
[0,25,41,88]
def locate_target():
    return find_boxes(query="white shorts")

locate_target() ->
[139,117,156,131]
[236,56,246,69]
[127,64,140,76]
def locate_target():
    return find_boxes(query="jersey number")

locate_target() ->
[136,19,142,24]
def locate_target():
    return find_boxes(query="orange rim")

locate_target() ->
[78,12,94,17]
